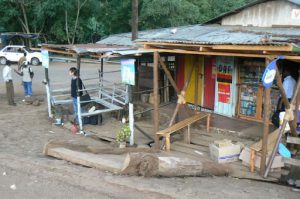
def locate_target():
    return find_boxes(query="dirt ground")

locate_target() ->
[0,61,299,199]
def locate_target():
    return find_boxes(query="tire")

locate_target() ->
[0,57,7,65]
[31,57,40,66]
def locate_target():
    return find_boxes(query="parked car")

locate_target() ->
[0,45,42,66]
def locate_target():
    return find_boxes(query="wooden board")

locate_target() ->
[157,112,210,135]
[282,157,300,166]
[250,129,281,152]
[46,147,125,173]
[287,136,300,144]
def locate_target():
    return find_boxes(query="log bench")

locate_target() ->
[156,112,211,151]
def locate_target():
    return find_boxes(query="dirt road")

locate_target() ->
[0,62,298,199]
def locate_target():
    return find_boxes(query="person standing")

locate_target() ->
[18,52,27,70]
[15,62,34,98]
[69,67,82,123]
[2,61,16,106]
[282,68,296,100]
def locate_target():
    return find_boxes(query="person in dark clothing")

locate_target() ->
[69,67,82,123]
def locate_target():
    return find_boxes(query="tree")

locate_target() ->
[0,0,255,44]
[139,0,200,29]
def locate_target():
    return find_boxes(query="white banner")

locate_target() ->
[41,49,49,68]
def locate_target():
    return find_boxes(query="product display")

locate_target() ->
[238,60,280,120]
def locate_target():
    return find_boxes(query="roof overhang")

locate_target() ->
[138,41,300,61]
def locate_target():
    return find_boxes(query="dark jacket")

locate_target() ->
[71,77,83,97]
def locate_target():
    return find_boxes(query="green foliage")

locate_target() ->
[0,0,256,44]
[140,0,201,29]
[116,125,131,144]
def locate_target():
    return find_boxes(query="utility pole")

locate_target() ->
[131,0,138,40]
[128,0,138,145]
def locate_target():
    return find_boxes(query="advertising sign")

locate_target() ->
[218,83,231,103]
[41,49,49,68]
[262,56,284,88]
[121,59,135,85]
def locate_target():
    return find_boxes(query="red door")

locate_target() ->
[204,57,216,110]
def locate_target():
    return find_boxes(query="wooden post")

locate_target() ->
[250,150,256,172]
[168,62,195,126]
[264,78,300,178]
[158,54,180,94]
[260,88,271,175]
[153,52,160,148]
[194,59,199,112]
[275,67,298,136]
[260,58,271,176]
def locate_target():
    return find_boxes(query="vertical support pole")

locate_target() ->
[129,103,134,145]
[260,58,271,176]
[194,59,199,112]
[76,55,83,133]
[100,57,103,99]
[153,52,160,148]
[207,113,211,132]
[250,149,256,172]
[184,124,191,144]
[45,67,52,118]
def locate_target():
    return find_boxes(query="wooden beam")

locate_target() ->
[153,51,160,148]
[199,46,212,52]
[168,60,195,127]
[157,54,180,94]
[45,48,76,56]
[212,44,293,52]
[137,41,212,48]
[260,60,271,176]
[138,42,293,52]
[282,157,300,166]
[287,136,300,145]
[275,67,298,136]
[138,48,300,60]
[260,58,271,176]
[139,48,268,58]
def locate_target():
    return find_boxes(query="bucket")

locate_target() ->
[279,112,290,131]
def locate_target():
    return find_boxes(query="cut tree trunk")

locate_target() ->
[121,153,231,177]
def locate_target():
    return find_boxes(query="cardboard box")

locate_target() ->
[239,147,284,169]
[209,141,242,163]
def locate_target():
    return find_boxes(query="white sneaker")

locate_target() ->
[76,131,85,135]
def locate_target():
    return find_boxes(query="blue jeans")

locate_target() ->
[72,97,79,123]
[23,81,32,96]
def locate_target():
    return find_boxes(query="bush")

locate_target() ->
[116,125,131,143]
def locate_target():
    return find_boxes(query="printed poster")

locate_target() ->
[121,59,135,85]
[216,57,234,104]
[218,83,231,104]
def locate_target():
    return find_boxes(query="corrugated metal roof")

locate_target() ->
[205,0,300,24]
[134,25,300,46]
[43,43,134,54]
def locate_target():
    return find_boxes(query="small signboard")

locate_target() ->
[41,49,49,68]
[261,56,284,88]
[121,59,135,85]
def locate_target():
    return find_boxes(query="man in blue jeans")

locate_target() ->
[15,61,34,98]
[69,67,82,123]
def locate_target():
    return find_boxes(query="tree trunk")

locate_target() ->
[131,0,138,40]
[72,0,88,44]
[121,153,231,177]
[65,10,71,44]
